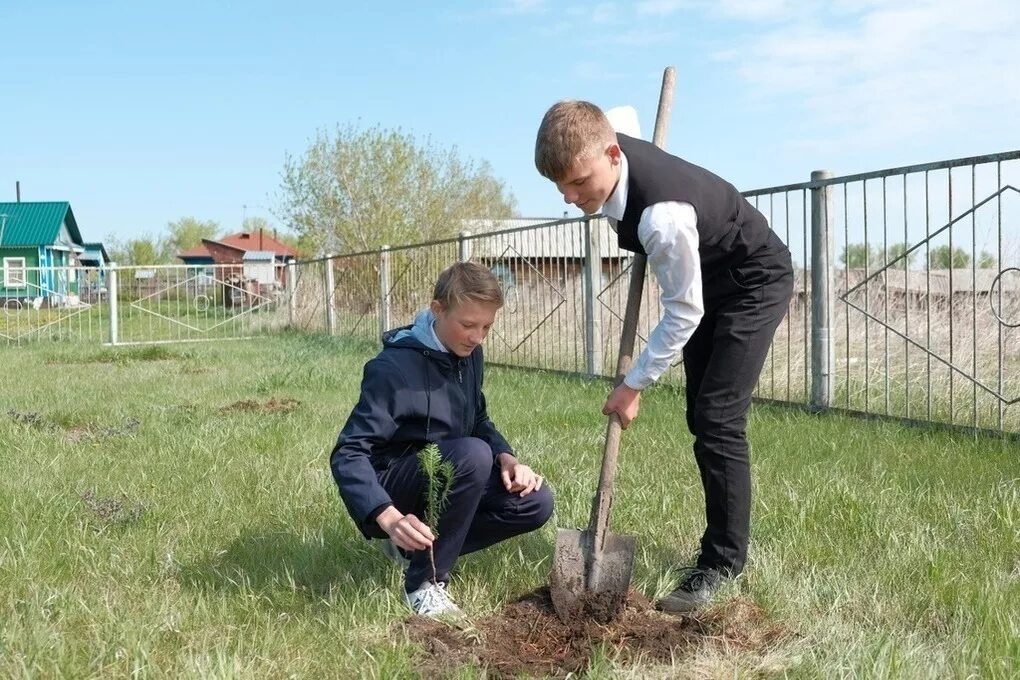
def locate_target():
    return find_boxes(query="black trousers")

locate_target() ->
[683,239,794,576]
[377,437,554,592]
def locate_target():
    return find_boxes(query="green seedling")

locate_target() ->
[417,443,455,585]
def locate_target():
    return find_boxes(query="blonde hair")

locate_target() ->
[534,100,616,182]
[433,261,504,309]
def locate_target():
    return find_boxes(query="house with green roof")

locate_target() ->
[0,201,94,306]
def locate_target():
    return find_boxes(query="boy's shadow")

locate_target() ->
[177,525,395,605]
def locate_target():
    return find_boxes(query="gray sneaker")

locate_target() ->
[378,538,411,569]
[657,567,723,613]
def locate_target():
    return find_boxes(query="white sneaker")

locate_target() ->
[403,581,463,619]
[378,538,411,569]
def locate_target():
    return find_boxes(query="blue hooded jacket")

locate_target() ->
[330,309,513,538]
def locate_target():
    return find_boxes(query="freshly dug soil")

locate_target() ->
[404,586,791,678]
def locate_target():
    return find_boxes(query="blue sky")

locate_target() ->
[2,0,1018,245]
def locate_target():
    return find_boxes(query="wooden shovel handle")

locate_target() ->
[588,67,677,549]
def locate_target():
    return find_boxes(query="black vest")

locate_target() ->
[615,134,773,275]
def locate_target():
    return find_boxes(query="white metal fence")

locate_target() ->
[1,263,290,345]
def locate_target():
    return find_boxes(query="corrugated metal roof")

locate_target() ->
[469,217,629,259]
[80,242,111,264]
[0,202,82,246]
[462,217,568,234]
[242,250,276,261]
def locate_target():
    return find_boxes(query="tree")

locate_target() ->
[840,242,922,269]
[115,236,168,265]
[840,243,876,269]
[884,242,917,268]
[241,216,272,235]
[275,125,517,255]
[928,245,971,269]
[165,217,219,257]
[978,251,997,268]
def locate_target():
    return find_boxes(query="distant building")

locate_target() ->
[0,201,105,307]
[177,230,300,306]
[177,230,299,267]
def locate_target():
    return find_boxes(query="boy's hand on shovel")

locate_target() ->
[377,505,434,551]
[602,384,642,429]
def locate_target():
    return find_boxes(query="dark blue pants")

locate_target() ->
[377,437,554,592]
[684,238,794,576]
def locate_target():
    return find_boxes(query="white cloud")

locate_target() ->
[715,0,1020,149]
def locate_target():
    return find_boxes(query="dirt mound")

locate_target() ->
[8,409,140,443]
[79,489,147,528]
[404,587,791,678]
[219,398,301,414]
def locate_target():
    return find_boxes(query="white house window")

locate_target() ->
[3,258,26,288]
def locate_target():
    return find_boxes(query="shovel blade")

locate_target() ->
[550,529,586,622]
[550,528,636,624]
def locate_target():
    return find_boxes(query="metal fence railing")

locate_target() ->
[285,150,1020,435]
[0,265,110,344]
[1,263,290,346]
[744,151,1020,433]
[3,150,1017,434]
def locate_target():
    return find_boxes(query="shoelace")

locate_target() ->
[416,582,455,613]
[675,567,716,593]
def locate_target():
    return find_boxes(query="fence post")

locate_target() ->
[582,217,603,376]
[379,245,391,342]
[324,255,336,336]
[286,258,297,328]
[810,170,835,410]
[107,262,119,346]
[459,231,472,262]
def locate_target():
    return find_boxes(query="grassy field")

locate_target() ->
[1,333,1017,678]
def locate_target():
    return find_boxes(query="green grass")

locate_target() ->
[1,332,1017,678]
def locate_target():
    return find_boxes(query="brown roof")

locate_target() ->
[178,231,299,260]
[219,231,299,257]
[179,242,216,258]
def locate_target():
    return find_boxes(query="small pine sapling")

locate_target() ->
[417,443,455,585]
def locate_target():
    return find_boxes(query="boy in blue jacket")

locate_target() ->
[330,261,554,618]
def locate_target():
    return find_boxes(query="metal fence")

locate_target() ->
[3,150,1016,434]
[287,150,1020,435]
[744,152,1020,434]
[1,263,290,345]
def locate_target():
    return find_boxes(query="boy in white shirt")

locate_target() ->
[535,100,793,612]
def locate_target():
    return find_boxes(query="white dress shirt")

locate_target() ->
[600,149,705,391]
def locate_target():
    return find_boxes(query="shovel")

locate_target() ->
[550,66,676,624]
